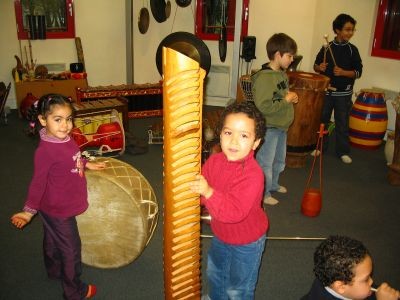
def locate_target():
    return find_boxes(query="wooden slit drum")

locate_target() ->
[162,47,205,300]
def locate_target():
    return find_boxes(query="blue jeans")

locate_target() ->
[321,94,353,157]
[206,235,266,300]
[256,128,287,197]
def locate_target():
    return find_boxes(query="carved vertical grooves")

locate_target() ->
[162,47,206,300]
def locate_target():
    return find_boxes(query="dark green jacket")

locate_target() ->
[251,66,294,130]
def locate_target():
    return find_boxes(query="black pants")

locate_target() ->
[321,93,353,157]
[40,212,87,300]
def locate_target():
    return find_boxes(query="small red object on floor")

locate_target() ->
[86,284,97,298]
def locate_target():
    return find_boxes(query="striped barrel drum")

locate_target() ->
[349,90,388,149]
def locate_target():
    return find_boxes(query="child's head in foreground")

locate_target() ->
[217,101,266,161]
[314,235,373,299]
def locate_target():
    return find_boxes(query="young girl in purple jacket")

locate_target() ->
[11,94,105,300]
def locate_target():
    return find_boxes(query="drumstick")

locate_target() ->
[323,34,337,67]
[323,42,328,64]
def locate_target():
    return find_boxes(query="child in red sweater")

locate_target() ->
[191,101,268,299]
[11,94,105,300]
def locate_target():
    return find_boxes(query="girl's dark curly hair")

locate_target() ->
[26,93,74,134]
[215,101,266,141]
[313,235,370,286]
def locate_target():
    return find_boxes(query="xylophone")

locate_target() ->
[76,83,162,119]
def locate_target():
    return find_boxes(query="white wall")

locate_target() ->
[249,0,318,73]
[132,1,197,83]
[1,0,399,128]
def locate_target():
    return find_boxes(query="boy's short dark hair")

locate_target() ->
[216,101,266,140]
[314,235,369,286]
[332,14,356,32]
[266,33,297,61]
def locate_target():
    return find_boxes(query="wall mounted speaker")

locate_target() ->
[242,36,256,62]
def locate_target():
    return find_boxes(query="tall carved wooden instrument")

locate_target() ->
[162,47,206,299]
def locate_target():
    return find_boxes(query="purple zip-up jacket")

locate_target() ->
[23,128,88,218]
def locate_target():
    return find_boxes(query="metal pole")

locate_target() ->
[229,0,243,100]
[200,234,325,241]
[125,0,134,85]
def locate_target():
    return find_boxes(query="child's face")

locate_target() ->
[276,52,295,70]
[337,255,374,300]
[335,21,355,42]
[39,104,73,140]
[219,112,261,161]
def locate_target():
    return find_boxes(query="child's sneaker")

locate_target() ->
[276,186,287,193]
[341,155,352,164]
[264,196,279,205]
[86,285,97,298]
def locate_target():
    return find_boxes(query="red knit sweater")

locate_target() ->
[201,150,269,245]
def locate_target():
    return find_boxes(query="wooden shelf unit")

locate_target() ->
[15,79,88,114]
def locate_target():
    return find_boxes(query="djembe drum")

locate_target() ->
[349,89,388,149]
[286,71,330,168]
[76,158,158,268]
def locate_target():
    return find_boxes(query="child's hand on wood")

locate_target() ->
[190,175,213,199]
[11,212,33,229]
[286,91,299,104]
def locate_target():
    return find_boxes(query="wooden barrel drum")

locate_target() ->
[286,71,330,168]
[349,90,388,149]
[76,158,158,268]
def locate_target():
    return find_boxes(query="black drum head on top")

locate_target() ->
[156,31,211,76]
